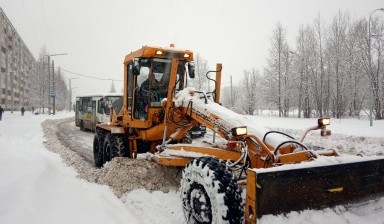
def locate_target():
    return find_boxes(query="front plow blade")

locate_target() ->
[246,158,384,221]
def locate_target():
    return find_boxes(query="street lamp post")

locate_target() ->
[68,78,79,112]
[368,8,384,126]
[45,53,67,115]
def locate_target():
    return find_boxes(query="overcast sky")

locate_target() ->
[1,0,383,98]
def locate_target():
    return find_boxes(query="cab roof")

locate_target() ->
[123,45,194,64]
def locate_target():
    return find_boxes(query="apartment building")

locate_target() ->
[0,7,36,111]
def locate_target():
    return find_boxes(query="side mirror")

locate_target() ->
[188,63,195,79]
[132,59,140,76]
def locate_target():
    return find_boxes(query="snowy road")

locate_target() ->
[55,118,94,164]
[1,112,383,224]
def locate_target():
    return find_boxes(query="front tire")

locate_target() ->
[181,157,244,224]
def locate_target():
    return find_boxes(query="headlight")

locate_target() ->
[232,126,247,136]
[156,50,163,55]
[318,118,330,126]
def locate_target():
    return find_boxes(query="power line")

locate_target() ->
[39,0,49,32]
[59,67,123,81]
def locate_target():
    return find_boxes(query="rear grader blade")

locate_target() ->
[246,158,384,221]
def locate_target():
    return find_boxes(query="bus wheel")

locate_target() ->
[80,121,85,131]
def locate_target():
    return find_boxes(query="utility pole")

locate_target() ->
[47,55,51,114]
[230,75,233,107]
[52,60,56,115]
[45,53,68,115]
[69,78,71,112]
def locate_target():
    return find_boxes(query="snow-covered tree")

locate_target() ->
[264,23,290,117]
[239,69,262,115]
[30,46,49,113]
[54,67,69,111]
[190,53,209,92]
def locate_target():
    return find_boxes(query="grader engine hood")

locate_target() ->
[246,157,384,220]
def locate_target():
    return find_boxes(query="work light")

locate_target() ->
[232,126,247,136]
[318,118,330,127]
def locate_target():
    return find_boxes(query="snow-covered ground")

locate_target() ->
[0,110,383,224]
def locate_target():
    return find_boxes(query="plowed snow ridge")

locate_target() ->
[42,118,181,198]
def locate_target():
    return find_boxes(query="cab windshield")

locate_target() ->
[134,58,186,120]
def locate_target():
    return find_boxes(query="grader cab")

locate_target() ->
[93,45,384,223]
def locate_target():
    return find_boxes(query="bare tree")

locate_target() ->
[294,25,313,118]
[239,69,262,115]
[327,11,350,118]
[344,19,366,117]
[313,15,326,117]
[30,46,49,113]
[264,23,289,117]
[190,53,209,92]
[54,67,69,111]
[355,16,384,120]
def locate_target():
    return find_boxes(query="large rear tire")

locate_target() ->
[181,157,244,224]
[93,129,105,168]
[110,134,130,158]
[103,134,130,163]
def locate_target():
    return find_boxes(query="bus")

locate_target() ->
[75,93,123,131]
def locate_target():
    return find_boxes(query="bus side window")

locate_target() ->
[79,99,83,112]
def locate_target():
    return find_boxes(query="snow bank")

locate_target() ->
[0,112,141,224]
[42,118,182,197]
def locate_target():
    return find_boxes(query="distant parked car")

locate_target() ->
[188,125,207,139]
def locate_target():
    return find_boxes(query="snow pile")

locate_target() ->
[42,118,182,197]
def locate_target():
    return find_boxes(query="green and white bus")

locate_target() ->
[75,93,123,131]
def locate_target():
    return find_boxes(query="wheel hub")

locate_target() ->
[190,185,211,223]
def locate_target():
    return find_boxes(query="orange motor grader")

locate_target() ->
[93,45,384,224]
